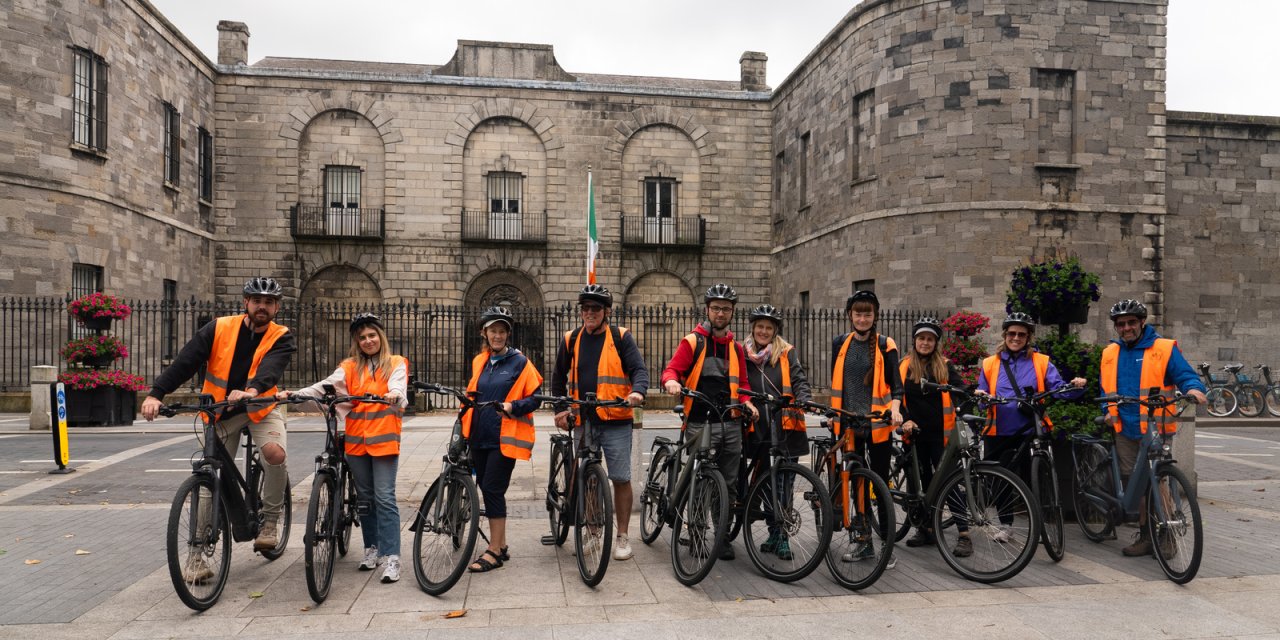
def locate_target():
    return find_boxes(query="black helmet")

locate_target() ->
[913,316,942,337]
[578,284,613,308]
[748,304,783,329]
[845,290,879,312]
[1109,299,1148,321]
[479,306,514,330]
[704,283,738,305]
[1002,312,1036,332]
[350,312,382,335]
[242,277,283,299]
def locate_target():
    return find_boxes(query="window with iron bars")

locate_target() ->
[162,279,178,360]
[70,263,104,339]
[644,177,677,219]
[324,165,361,235]
[198,127,213,203]
[163,103,180,186]
[71,47,108,151]
[487,172,523,214]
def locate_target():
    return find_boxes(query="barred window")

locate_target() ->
[324,165,362,235]
[198,127,214,202]
[162,279,178,360]
[72,48,108,151]
[70,263,104,339]
[487,172,522,214]
[163,103,180,186]
[643,177,677,219]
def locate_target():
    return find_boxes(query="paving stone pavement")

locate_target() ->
[1,413,1279,638]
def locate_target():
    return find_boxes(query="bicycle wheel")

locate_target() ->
[639,446,672,545]
[305,471,337,603]
[825,467,895,590]
[884,456,913,542]
[546,441,572,547]
[412,473,479,595]
[1237,387,1265,418]
[933,465,1039,583]
[257,472,291,561]
[671,466,729,586]
[1205,387,1237,418]
[1149,465,1202,584]
[742,462,832,582]
[574,463,614,586]
[1032,455,1065,562]
[166,474,232,611]
[1266,386,1280,417]
[337,465,357,557]
[1072,441,1115,542]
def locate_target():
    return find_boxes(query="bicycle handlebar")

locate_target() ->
[158,395,278,418]
[531,393,631,411]
[737,388,791,408]
[1096,390,1195,409]
[795,398,890,424]
[678,386,749,413]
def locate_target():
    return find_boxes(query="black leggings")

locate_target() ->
[472,447,516,519]
[855,438,893,483]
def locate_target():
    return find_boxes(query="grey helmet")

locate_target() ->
[704,283,738,305]
[1002,312,1036,332]
[242,277,283,299]
[1109,299,1148,320]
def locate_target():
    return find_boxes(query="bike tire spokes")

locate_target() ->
[933,466,1039,583]
[1149,466,1202,584]
[824,468,894,590]
[742,464,831,583]
[166,475,232,611]
[412,475,479,595]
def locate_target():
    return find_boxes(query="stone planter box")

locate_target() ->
[77,315,114,331]
[55,384,137,426]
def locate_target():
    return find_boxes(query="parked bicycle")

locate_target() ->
[274,386,389,604]
[408,382,494,595]
[883,381,1041,583]
[637,386,733,586]
[1073,390,1202,583]
[159,396,293,611]
[1199,362,1264,417]
[536,392,631,587]
[1259,364,1280,417]
[804,399,895,590]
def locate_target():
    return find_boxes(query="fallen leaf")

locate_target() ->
[98,501,109,505]
[67,490,80,495]
[442,610,467,619]
[75,549,91,555]
[1238,518,1253,523]
[64,534,74,538]
[735,597,743,603]
[300,606,311,612]
[1254,488,1266,492]
[0,548,6,555]
[24,559,40,565]
[249,592,264,599]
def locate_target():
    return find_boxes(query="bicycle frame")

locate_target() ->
[1079,390,1189,524]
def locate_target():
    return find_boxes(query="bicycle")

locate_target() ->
[725,388,833,583]
[636,386,733,586]
[407,382,496,595]
[1259,364,1280,417]
[535,392,631,587]
[883,381,1041,583]
[275,386,390,604]
[158,396,294,611]
[1073,389,1202,583]
[1198,362,1263,417]
[803,400,895,590]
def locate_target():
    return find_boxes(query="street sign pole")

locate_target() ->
[50,382,76,474]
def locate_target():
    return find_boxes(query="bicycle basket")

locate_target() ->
[1207,373,1230,384]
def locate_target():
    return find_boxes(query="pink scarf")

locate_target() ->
[747,341,772,367]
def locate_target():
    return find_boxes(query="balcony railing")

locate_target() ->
[291,205,385,240]
[619,214,706,249]
[461,209,547,245]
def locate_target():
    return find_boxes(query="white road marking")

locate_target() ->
[19,459,100,463]
[0,435,190,505]
[0,470,38,474]
[1211,453,1274,457]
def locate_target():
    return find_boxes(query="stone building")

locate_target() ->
[1,0,1277,365]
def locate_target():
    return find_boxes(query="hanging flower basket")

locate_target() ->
[68,293,132,329]
[60,335,129,367]
[1005,255,1101,324]
[941,311,990,339]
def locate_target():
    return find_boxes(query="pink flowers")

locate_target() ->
[68,293,132,322]
[941,310,992,389]
[57,369,148,391]
[60,335,129,363]
[942,311,990,338]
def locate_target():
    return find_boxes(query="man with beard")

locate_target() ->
[662,283,758,560]
[142,277,297,556]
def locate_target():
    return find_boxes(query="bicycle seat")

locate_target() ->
[1224,363,1245,373]
[652,435,675,447]
[549,433,571,446]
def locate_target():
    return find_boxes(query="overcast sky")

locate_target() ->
[149,0,1280,117]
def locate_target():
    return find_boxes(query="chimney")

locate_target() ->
[739,51,768,91]
[217,21,250,66]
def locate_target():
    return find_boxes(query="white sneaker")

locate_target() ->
[992,527,1011,543]
[381,555,400,583]
[359,546,380,571]
[614,534,634,561]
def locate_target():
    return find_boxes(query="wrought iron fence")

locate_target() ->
[460,209,548,244]
[0,297,942,403]
[291,204,385,239]
[619,214,705,248]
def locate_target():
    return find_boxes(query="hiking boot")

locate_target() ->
[1122,532,1153,557]
[253,517,279,551]
[359,546,381,571]
[906,528,936,547]
[380,555,400,583]
[614,534,634,561]
[841,540,875,562]
[759,533,780,554]
[952,536,973,558]
[719,543,736,561]
[1156,533,1177,559]
[182,553,214,583]
[775,538,793,561]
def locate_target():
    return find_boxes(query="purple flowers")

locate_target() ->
[1005,256,1101,319]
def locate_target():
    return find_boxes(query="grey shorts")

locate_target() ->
[1115,432,1140,477]
[594,423,633,482]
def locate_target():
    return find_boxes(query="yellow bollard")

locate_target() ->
[49,382,76,475]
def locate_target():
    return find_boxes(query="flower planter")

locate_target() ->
[1038,304,1090,327]
[78,315,113,331]
[78,354,116,368]
[57,384,137,426]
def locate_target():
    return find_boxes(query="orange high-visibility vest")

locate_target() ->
[203,315,288,423]
[564,325,634,422]
[830,333,897,444]
[745,346,807,434]
[340,355,408,456]
[981,352,1054,434]
[462,351,543,460]
[899,356,955,445]
[678,333,740,428]
[1100,339,1178,434]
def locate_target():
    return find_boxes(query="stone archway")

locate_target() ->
[296,265,382,383]
[462,268,548,376]
[623,271,698,366]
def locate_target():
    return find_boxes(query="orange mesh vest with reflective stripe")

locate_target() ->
[340,355,407,456]
[1100,339,1178,434]
[202,315,288,423]
[777,347,807,432]
[462,351,543,460]
[981,352,1053,434]
[564,325,634,422]
[679,333,740,429]
[899,356,955,445]
[830,333,896,443]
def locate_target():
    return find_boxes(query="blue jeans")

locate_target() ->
[348,453,400,556]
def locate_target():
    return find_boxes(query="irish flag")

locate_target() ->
[586,170,598,284]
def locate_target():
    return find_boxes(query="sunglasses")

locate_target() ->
[1005,330,1030,338]
[580,305,605,313]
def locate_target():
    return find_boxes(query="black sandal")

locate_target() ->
[499,546,510,561]
[468,550,504,573]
